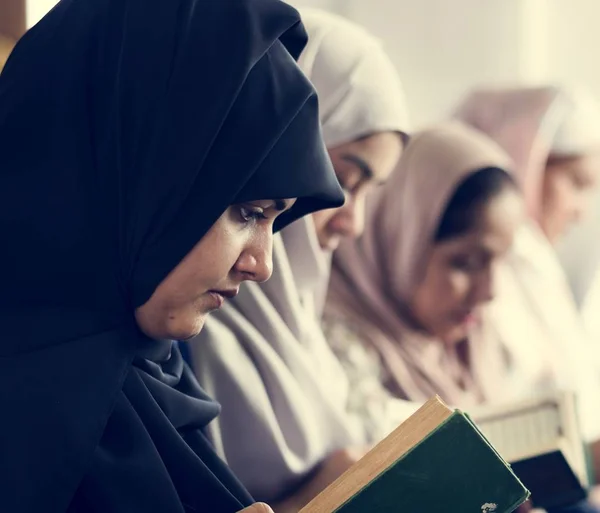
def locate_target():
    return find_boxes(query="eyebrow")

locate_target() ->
[341,154,374,180]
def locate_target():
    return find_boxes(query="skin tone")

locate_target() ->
[312,131,404,251]
[539,152,600,245]
[410,188,525,345]
[272,447,370,513]
[239,504,274,513]
[135,199,295,341]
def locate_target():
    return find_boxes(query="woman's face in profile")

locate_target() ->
[409,189,524,345]
[135,199,295,341]
[540,152,600,245]
[312,131,403,251]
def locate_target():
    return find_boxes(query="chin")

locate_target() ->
[320,236,341,252]
[440,326,469,346]
[165,316,207,342]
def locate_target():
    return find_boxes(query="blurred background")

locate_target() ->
[2,0,600,128]
[4,0,600,301]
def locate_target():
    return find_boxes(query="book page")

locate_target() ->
[474,400,561,462]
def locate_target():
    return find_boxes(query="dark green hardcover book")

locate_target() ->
[473,391,590,509]
[300,396,529,513]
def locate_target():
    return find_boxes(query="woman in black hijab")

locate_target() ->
[0,0,344,511]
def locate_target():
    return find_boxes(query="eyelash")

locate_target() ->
[238,206,267,223]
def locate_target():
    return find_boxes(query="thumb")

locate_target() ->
[238,502,274,513]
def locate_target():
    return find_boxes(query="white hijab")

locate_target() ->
[188,8,411,503]
[454,86,600,441]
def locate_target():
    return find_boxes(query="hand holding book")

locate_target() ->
[273,447,370,513]
[239,503,274,513]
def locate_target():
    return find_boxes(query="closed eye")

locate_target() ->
[238,205,268,223]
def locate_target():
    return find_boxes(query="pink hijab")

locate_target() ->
[326,122,514,407]
[453,86,600,221]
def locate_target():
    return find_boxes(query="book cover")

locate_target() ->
[301,397,529,513]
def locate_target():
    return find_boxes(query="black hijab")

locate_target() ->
[0,0,343,511]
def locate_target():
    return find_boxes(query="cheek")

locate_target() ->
[312,208,336,228]
[542,173,574,216]
[446,271,473,300]
[426,266,470,306]
[413,268,456,322]
[176,226,247,293]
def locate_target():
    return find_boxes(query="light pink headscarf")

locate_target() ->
[327,122,514,407]
[453,86,600,224]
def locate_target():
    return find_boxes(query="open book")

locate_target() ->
[473,391,590,509]
[300,396,529,513]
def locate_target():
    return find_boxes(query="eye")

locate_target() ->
[449,254,484,273]
[238,205,267,223]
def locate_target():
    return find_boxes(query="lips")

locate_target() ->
[455,310,478,326]
[212,288,239,299]
[205,288,239,310]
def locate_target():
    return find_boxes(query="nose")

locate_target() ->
[233,233,273,283]
[329,193,366,239]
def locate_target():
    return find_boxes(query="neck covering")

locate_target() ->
[0,0,344,511]
[188,8,410,502]
[454,87,600,441]
[327,122,514,407]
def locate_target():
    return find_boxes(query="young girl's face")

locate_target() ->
[135,199,295,341]
[409,189,523,344]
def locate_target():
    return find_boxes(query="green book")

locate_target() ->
[473,391,590,509]
[300,396,529,513]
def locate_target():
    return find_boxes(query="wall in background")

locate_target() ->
[547,0,600,95]
[336,0,555,128]
[20,0,600,127]
[26,0,57,28]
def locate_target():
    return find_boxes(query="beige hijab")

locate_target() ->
[188,8,411,502]
[327,122,514,408]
